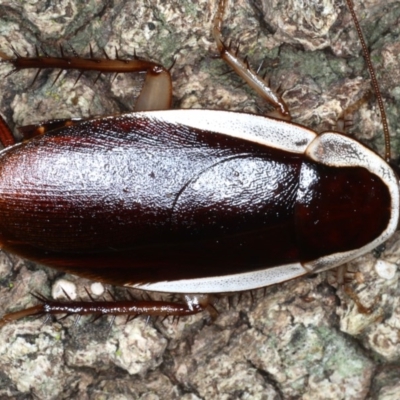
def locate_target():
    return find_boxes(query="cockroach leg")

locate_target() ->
[335,90,373,133]
[133,63,172,111]
[0,293,214,328]
[18,118,85,140]
[328,266,373,315]
[0,46,173,114]
[0,115,15,147]
[343,286,373,315]
[213,0,290,120]
[0,46,173,145]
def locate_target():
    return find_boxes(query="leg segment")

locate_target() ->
[0,48,173,144]
[0,115,15,147]
[0,293,214,328]
[3,50,172,113]
[213,0,290,120]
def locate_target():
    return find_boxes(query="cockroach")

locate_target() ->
[0,0,397,326]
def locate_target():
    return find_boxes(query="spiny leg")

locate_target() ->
[0,46,173,144]
[0,293,215,328]
[6,48,173,111]
[213,0,290,120]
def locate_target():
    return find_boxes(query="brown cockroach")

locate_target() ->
[0,0,396,328]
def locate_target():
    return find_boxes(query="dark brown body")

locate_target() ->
[0,112,391,286]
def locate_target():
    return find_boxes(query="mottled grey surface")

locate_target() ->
[0,0,400,399]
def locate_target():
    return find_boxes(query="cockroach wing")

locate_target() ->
[0,110,396,293]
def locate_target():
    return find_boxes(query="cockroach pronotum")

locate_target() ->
[0,0,397,327]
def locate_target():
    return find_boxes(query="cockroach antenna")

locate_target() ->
[345,0,391,161]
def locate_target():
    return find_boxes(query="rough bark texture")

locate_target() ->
[0,0,400,399]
